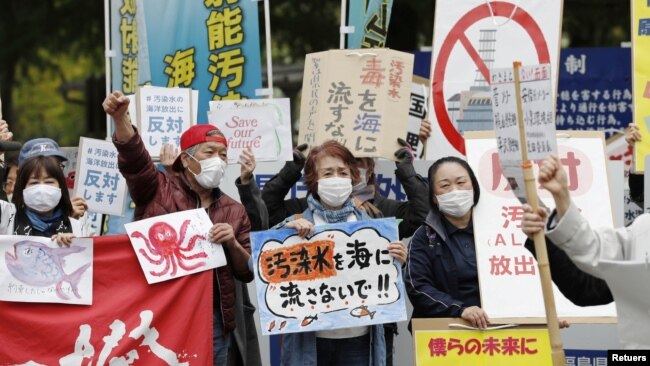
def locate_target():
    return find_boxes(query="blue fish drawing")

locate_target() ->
[5,241,90,300]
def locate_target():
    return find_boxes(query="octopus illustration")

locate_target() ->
[130,220,207,277]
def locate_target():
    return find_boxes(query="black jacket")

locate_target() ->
[261,160,429,239]
[524,238,613,306]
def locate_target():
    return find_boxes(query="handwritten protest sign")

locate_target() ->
[408,76,429,159]
[136,86,194,159]
[208,98,293,163]
[251,218,406,335]
[298,49,414,160]
[0,236,93,305]
[125,209,226,284]
[73,138,127,216]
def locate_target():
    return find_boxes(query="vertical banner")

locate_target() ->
[250,218,407,335]
[464,131,617,320]
[74,138,128,216]
[347,0,394,48]
[407,76,430,159]
[110,0,263,123]
[426,0,562,159]
[298,48,414,160]
[0,235,213,364]
[633,0,650,171]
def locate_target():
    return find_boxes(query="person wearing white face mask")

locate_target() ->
[405,156,491,330]
[0,155,82,246]
[103,91,253,366]
[272,140,407,366]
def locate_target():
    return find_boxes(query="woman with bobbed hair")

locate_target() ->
[275,140,407,366]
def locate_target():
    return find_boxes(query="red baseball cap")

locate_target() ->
[172,124,228,171]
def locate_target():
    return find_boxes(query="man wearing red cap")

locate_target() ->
[103,91,252,365]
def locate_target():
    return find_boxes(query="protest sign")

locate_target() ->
[298,48,414,160]
[633,0,650,171]
[0,234,212,364]
[73,137,128,216]
[208,98,293,163]
[125,209,226,284]
[347,0,394,48]
[251,218,406,335]
[136,86,194,159]
[407,76,430,159]
[465,131,617,321]
[0,236,93,305]
[412,319,552,366]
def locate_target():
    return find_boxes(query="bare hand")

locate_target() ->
[419,119,432,142]
[285,218,314,238]
[0,119,14,141]
[159,143,179,174]
[625,123,642,146]
[52,233,75,247]
[209,223,237,248]
[388,241,407,265]
[521,204,549,238]
[70,196,89,219]
[461,306,490,329]
[102,91,130,119]
[559,319,570,329]
[538,155,568,196]
[238,147,256,184]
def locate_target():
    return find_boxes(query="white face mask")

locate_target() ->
[318,177,352,208]
[23,184,62,212]
[188,154,227,189]
[436,189,474,218]
[353,168,368,192]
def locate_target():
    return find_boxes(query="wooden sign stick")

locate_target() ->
[512,61,565,366]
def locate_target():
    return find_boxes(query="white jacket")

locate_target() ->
[0,200,86,236]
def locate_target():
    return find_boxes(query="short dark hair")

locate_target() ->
[303,140,360,198]
[427,156,480,210]
[12,156,72,216]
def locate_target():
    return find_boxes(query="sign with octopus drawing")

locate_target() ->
[125,209,226,284]
[250,218,407,335]
[0,236,94,305]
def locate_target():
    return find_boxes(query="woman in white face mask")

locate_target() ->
[273,140,407,366]
[0,156,79,246]
[405,156,491,330]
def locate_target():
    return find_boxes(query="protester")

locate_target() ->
[624,123,643,206]
[405,156,489,329]
[18,138,88,219]
[103,91,253,366]
[2,157,18,201]
[273,140,407,366]
[0,155,82,245]
[522,154,650,348]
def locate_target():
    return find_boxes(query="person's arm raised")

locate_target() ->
[102,91,134,142]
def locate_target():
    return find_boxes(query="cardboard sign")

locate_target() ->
[298,48,414,160]
[125,209,226,284]
[407,76,430,159]
[465,131,617,321]
[0,236,93,305]
[208,98,293,163]
[412,319,552,366]
[73,138,128,216]
[251,218,407,335]
[136,86,194,159]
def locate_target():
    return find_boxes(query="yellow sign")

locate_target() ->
[413,320,552,366]
[633,0,650,171]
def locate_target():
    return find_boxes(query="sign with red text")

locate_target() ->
[136,86,194,159]
[251,218,406,335]
[426,0,562,158]
[465,131,617,321]
[0,235,212,364]
[125,209,226,284]
[298,48,414,160]
[208,98,293,163]
[413,319,552,366]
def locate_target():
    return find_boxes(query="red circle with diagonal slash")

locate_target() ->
[433,1,550,155]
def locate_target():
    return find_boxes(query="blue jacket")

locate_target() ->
[275,203,387,366]
[404,209,480,323]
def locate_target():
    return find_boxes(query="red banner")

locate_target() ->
[0,235,213,365]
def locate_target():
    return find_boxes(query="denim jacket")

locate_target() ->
[275,204,387,366]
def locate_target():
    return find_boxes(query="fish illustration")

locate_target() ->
[301,315,318,327]
[279,321,287,330]
[268,320,276,332]
[5,241,90,300]
[350,305,375,319]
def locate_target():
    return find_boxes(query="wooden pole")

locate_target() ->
[512,61,565,366]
